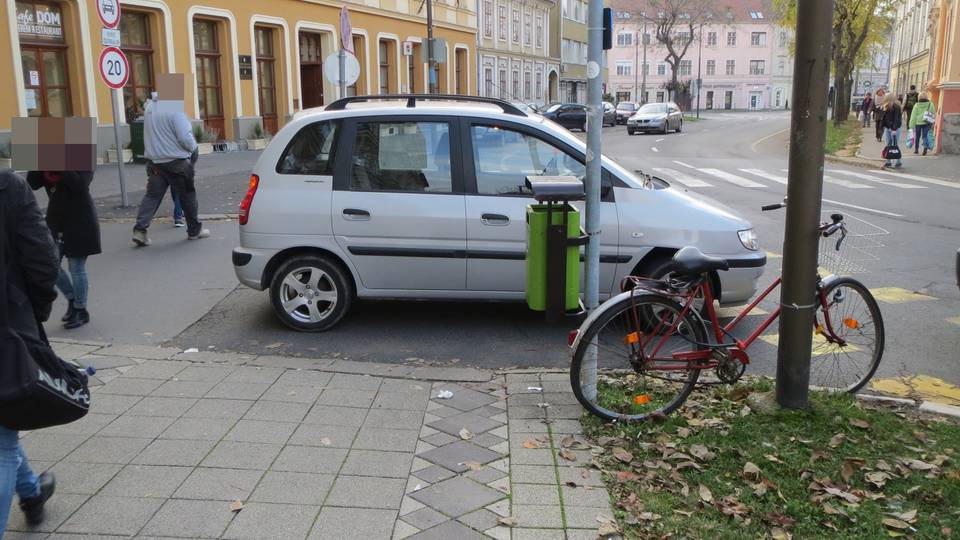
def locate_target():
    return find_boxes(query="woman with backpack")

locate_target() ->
[27,170,101,329]
[908,92,936,156]
[879,93,903,169]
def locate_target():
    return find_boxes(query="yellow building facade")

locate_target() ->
[929,0,960,153]
[2,0,477,156]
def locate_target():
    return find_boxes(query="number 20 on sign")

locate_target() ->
[98,47,128,89]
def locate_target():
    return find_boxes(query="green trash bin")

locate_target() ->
[526,203,581,312]
[129,120,145,162]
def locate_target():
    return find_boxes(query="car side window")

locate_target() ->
[471,125,584,196]
[350,121,453,193]
[277,121,338,175]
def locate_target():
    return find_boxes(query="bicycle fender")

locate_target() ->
[568,290,642,351]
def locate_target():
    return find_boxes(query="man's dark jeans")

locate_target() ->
[134,159,202,237]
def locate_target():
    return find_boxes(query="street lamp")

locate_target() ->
[640,12,648,103]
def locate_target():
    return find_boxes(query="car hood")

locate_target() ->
[631,113,667,121]
[614,185,753,254]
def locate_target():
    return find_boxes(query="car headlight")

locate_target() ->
[738,229,759,251]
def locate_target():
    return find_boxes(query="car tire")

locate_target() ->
[270,255,353,332]
[627,128,635,135]
[632,255,711,314]
[662,124,669,135]
[676,120,682,133]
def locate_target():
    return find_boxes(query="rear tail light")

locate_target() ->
[239,174,259,226]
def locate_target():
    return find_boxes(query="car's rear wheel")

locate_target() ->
[270,255,352,332]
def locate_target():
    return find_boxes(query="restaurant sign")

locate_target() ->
[16,2,65,42]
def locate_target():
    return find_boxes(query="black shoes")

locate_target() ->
[61,301,77,322]
[923,148,928,156]
[63,308,89,330]
[20,472,55,526]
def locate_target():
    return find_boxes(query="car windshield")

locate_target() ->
[616,103,637,111]
[544,103,563,113]
[639,103,668,114]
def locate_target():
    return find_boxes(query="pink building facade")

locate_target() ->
[605,1,784,111]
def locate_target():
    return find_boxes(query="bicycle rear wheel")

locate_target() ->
[811,277,885,393]
[570,294,708,422]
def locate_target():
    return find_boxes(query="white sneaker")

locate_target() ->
[188,229,211,240]
[174,218,186,228]
[132,229,151,246]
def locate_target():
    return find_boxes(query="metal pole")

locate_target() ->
[426,0,437,93]
[696,22,702,118]
[110,88,128,207]
[641,18,647,103]
[338,48,347,98]
[634,29,639,101]
[776,0,834,409]
[580,0,603,402]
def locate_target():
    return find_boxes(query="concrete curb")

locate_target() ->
[99,213,239,224]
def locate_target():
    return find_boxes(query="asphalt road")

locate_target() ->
[73,111,957,385]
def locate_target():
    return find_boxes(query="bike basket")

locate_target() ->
[817,212,889,275]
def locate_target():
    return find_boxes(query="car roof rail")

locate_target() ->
[324,94,528,116]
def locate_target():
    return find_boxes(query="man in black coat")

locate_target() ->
[0,170,59,530]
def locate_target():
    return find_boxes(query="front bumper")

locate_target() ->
[627,121,664,131]
[716,252,767,305]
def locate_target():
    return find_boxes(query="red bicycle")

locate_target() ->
[569,203,886,422]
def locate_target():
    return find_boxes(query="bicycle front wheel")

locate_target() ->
[571,294,708,422]
[812,277,885,393]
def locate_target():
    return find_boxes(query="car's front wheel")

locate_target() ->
[627,128,635,135]
[270,255,352,332]
[676,119,682,133]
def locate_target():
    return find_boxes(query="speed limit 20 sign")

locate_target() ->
[99,47,129,89]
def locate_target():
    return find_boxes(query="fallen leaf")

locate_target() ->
[822,503,848,517]
[764,512,796,527]
[849,418,871,429]
[690,444,715,461]
[522,439,542,449]
[229,500,244,512]
[882,518,910,530]
[829,433,845,448]
[459,428,474,440]
[598,521,620,536]
[497,516,518,527]
[677,427,691,438]
[615,470,640,483]
[771,527,792,540]
[889,509,917,522]
[752,482,768,497]
[743,462,761,478]
[824,487,860,504]
[613,447,633,463]
[698,484,713,504]
[264,342,283,349]
[730,387,751,401]
[765,454,785,464]
[638,512,662,521]
[673,509,694,517]
[558,449,577,462]
[903,458,937,471]
[913,431,927,443]
[463,461,482,471]
[865,471,891,488]
[841,461,854,483]
[561,435,575,448]
[810,451,829,465]
[318,437,332,447]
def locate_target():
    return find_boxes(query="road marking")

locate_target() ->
[821,198,904,218]
[869,287,936,304]
[773,169,873,189]
[750,127,790,153]
[875,170,960,188]
[871,375,960,406]
[765,251,782,259]
[700,168,766,188]
[759,333,862,355]
[829,169,925,189]
[946,316,960,326]
[656,138,665,142]
[673,160,698,169]
[652,167,713,187]
[740,169,787,184]
[651,147,659,153]
[716,305,769,318]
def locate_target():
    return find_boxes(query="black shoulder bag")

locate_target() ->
[0,215,90,431]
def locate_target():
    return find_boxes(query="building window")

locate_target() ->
[524,71,531,99]
[706,59,715,75]
[751,32,766,46]
[642,62,649,75]
[706,90,714,109]
[749,60,765,75]
[775,88,782,107]
[483,1,493,38]
[498,4,507,41]
[777,59,785,75]
[679,60,691,76]
[707,31,717,46]
[499,68,507,98]
[379,40,391,94]
[348,35,367,96]
[616,91,631,102]
[484,68,493,96]
[512,69,520,98]
[299,32,324,108]
[536,14,544,48]
[725,59,735,75]
[512,8,520,43]
[536,71,542,99]
[724,90,733,109]
[656,91,664,102]
[779,31,787,48]
[17,1,72,118]
[406,42,419,93]
[616,61,632,76]
[617,32,632,47]
[255,26,278,134]
[524,11,532,45]
[727,31,736,46]
[455,48,467,94]
[121,11,153,123]
[676,32,690,45]
[194,19,224,137]
[657,63,666,76]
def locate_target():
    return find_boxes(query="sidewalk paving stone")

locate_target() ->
[173,467,264,501]
[325,475,405,509]
[513,504,565,528]
[4,493,89,533]
[272,445,348,474]
[100,464,192,498]
[63,436,151,464]
[302,405,369,426]
[58,495,164,536]
[512,529,566,540]
[133,438,218,467]
[249,471,335,505]
[126,396,198,417]
[260,382,325,403]
[224,419,297,444]
[417,440,503,472]
[401,506,448,530]
[184,398,254,420]
[308,507,396,540]
[242,400,311,422]
[97,377,165,396]
[222,366,285,383]
[316,387,378,408]
[93,344,181,360]
[44,462,122,494]
[99,415,175,439]
[205,381,272,400]
[152,379,219,398]
[340,449,413,478]
[119,360,192,379]
[42,413,116,436]
[141,499,233,538]
[410,476,504,517]
[407,520,488,540]
[222,502,319,540]
[160,416,237,441]
[201,441,282,470]
[353,427,421,452]
[427,411,503,437]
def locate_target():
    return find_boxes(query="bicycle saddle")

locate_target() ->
[668,246,730,276]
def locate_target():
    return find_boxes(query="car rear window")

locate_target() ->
[276,121,338,175]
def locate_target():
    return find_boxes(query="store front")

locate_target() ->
[16,1,71,117]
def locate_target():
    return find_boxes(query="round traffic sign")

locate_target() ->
[323,52,360,87]
[96,0,121,29]
[99,47,129,89]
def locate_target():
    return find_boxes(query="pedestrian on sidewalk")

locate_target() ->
[880,93,903,169]
[26,170,101,329]
[861,92,873,127]
[132,97,209,246]
[908,92,936,156]
[0,170,58,531]
[903,85,919,128]
[873,88,886,141]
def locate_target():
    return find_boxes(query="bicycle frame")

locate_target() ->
[635,275,848,370]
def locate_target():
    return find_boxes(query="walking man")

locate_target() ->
[132,86,209,246]
[903,85,919,130]
[861,92,873,127]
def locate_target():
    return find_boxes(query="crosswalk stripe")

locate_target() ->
[774,169,873,189]
[829,169,925,189]
[874,170,960,189]
[739,168,786,184]
[700,168,766,188]
[673,160,698,169]
[652,167,713,187]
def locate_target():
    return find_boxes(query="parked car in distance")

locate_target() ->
[233,95,766,332]
[511,102,540,114]
[602,102,617,127]
[627,101,683,135]
[540,103,587,131]
[615,102,639,124]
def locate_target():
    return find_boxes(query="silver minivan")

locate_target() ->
[233,96,766,331]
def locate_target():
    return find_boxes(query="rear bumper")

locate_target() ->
[232,247,275,291]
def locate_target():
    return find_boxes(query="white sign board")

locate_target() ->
[323,52,360,87]
[96,0,120,29]
[101,27,121,47]
[28,70,39,85]
[98,46,129,89]
[24,89,37,109]
[402,41,414,56]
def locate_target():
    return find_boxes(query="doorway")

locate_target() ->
[299,32,324,109]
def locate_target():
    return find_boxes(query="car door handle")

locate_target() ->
[481,213,510,226]
[342,208,371,221]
